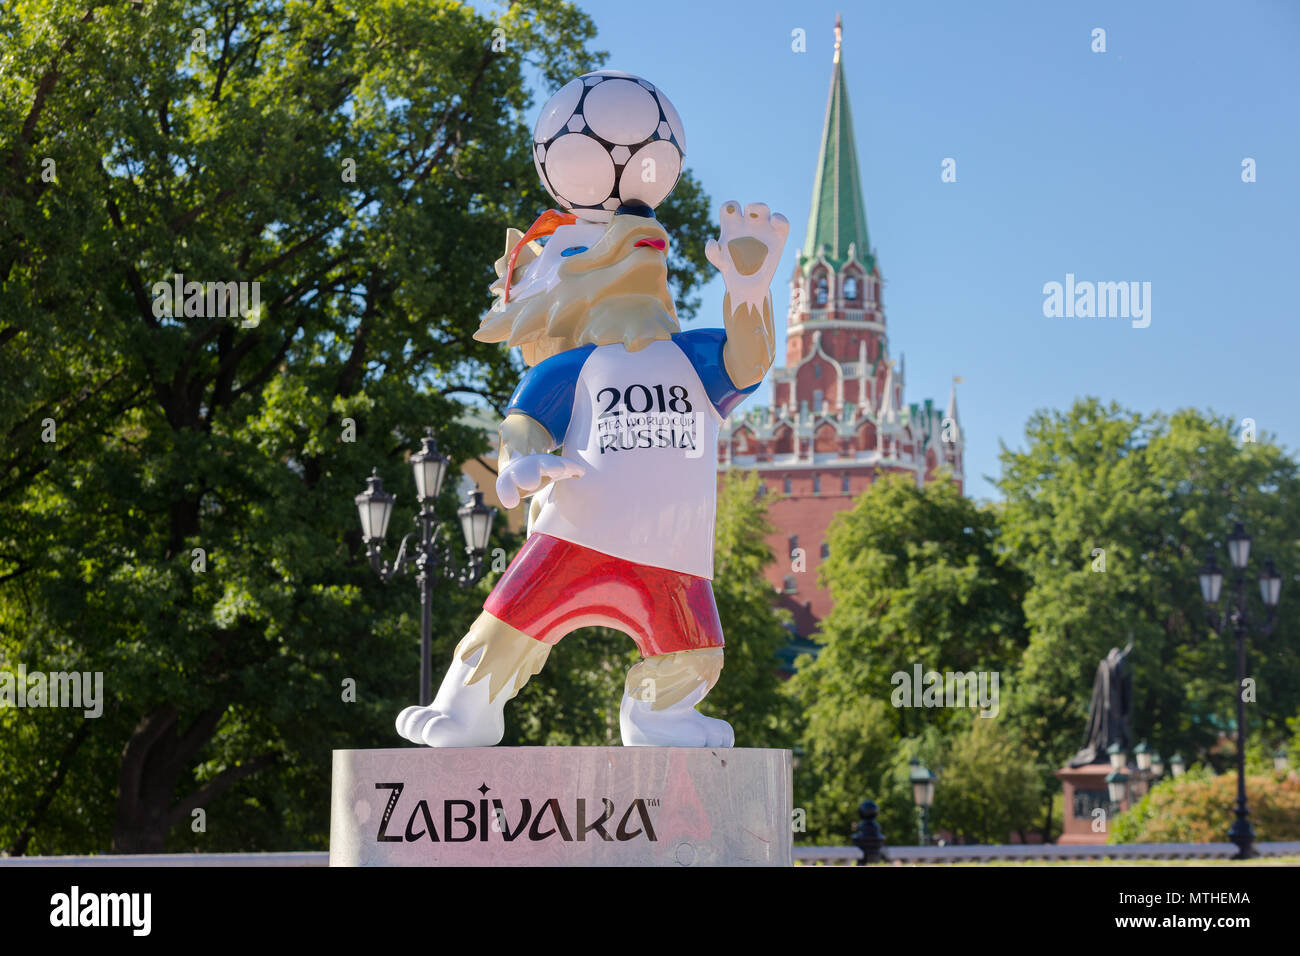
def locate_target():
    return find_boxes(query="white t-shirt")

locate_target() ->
[506,331,756,579]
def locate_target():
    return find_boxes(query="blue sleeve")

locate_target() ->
[671,329,760,418]
[505,345,595,445]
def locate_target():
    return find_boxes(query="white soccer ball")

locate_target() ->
[532,70,685,223]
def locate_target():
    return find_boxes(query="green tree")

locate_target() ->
[0,0,720,854]
[867,718,1043,848]
[789,472,1028,844]
[700,471,798,747]
[997,400,1300,778]
[926,714,1044,844]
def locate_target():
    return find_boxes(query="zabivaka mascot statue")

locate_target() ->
[396,70,788,749]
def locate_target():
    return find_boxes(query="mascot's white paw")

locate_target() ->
[496,453,585,509]
[705,200,790,309]
[395,705,434,742]
[619,684,735,748]
[394,652,508,748]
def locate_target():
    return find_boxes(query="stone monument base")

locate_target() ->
[1056,762,1125,845]
[330,746,793,866]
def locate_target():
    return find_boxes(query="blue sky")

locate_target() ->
[508,0,1300,501]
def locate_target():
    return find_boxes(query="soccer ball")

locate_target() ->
[532,70,685,223]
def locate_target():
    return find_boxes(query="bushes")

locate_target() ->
[1109,769,1300,843]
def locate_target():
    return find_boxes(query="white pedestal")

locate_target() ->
[329,746,792,867]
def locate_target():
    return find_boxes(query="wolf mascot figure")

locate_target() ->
[397,101,788,749]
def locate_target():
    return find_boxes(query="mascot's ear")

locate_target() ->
[493,227,542,280]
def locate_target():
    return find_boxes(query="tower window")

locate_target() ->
[815,276,828,306]
[843,276,858,301]
[812,475,821,493]
[842,473,851,493]
[783,476,792,494]
[813,364,822,379]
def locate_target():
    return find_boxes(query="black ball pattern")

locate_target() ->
[534,74,684,219]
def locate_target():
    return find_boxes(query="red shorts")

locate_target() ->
[483,533,725,658]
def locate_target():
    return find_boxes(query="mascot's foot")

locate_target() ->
[619,647,733,748]
[394,611,552,748]
[620,683,735,748]
[394,654,506,748]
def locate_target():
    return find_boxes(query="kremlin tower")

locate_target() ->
[718,17,965,639]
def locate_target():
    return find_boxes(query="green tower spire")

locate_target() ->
[801,15,873,271]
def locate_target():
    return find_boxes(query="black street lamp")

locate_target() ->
[1150,751,1165,782]
[1105,770,1129,815]
[1197,520,1282,860]
[356,431,496,706]
[1134,741,1153,797]
[1106,742,1127,771]
[909,759,937,846]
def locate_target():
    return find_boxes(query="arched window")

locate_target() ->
[841,473,851,493]
[757,482,767,497]
[858,421,878,451]
[843,276,858,301]
[812,475,821,494]
[783,476,793,494]
[815,422,838,453]
[821,542,830,559]
[814,274,828,306]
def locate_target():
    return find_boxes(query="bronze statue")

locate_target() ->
[1068,640,1134,767]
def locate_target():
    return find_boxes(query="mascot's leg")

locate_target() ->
[619,647,734,748]
[396,610,551,748]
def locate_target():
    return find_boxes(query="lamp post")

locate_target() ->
[356,431,496,706]
[1274,747,1290,774]
[1105,770,1129,816]
[1150,751,1165,782]
[1169,753,1186,778]
[1134,741,1152,797]
[1106,742,1127,771]
[1104,742,1130,810]
[909,759,937,846]
[1196,521,1282,860]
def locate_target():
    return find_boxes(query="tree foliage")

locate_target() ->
[0,0,722,854]
[789,473,1029,844]
[997,400,1300,774]
[1109,768,1300,843]
[787,398,1300,848]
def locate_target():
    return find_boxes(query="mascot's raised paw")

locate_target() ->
[705,201,790,309]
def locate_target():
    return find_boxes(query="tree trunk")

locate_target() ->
[112,704,223,852]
